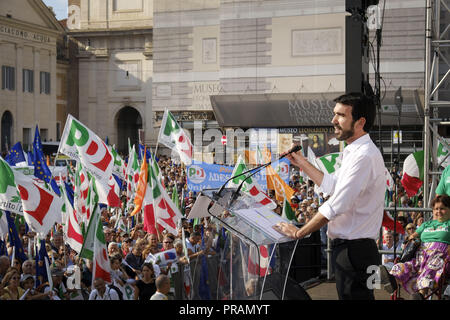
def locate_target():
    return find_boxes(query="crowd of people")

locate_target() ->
[0,154,447,300]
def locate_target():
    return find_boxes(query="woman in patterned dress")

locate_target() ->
[380,194,450,299]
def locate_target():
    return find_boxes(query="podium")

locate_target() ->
[188,188,311,300]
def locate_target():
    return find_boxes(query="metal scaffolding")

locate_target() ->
[423,0,450,207]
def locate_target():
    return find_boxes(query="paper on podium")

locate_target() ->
[233,206,295,242]
[187,194,224,220]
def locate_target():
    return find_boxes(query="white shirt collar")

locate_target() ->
[344,133,370,154]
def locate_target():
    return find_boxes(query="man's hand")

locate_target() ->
[273,222,300,239]
[281,144,306,168]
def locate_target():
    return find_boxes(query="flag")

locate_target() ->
[266,164,295,204]
[66,163,75,186]
[247,244,272,277]
[436,138,450,168]
[33,128,60,196]
[14,169,63,239]
[0,210,8,240]
[148,153,182,235]
[228,155,276,209]
[138,144,152,163]
[125,143,140,206]
[198,226,211,300]
[158,109,193,166]
[130,150,148,216]
[401,151,424,197]
[61,181,83,253]
[79,177,100,260]
[384,167,395,192]
[74,162,90,224]
[5,210,28,262]
[5,142,27,167]
[59,115,114,184]
[153,248,177,267]
[96,174,122,208]
[109,145,125,179]
[281,195,297,222]
[382,211,405,234]
[262,147,295,204]
[172,185,180,210]
[142,176,163,235]
[35,239,50,286]
[0,157,23,215]
[315,152,343,174]
[92,207,112,284]
[27,151,34,166]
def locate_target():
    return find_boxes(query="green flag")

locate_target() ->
[79,177,100,260]
[172,185,180,210]
[0,158,23,214]
[281,195,297,222]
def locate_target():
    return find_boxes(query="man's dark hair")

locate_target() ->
[190,231,201,238]
[333,92,376,133]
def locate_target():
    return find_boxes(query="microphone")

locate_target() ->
[226,145,302,207]
[279,144,302,159]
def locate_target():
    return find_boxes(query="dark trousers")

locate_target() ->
[331,238,381,300]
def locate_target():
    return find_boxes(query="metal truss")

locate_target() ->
[424,0,450,206]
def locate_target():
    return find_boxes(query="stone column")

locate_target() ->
[15,43,23,143]
[50,50,57,140]
[33,47,40,127]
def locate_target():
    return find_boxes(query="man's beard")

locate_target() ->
[334,122,355,141]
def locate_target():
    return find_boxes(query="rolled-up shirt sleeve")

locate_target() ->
[319,154,372,221]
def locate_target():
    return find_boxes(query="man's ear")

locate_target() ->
[356,117,366,131]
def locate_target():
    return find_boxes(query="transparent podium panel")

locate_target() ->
[215,232,279,300]
[200,189,294,246]
[186,189,310,300]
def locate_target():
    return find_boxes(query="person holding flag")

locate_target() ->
[274,93,386,300]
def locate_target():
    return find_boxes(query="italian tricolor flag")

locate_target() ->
[92,212,112,284]
[158,109,193,166]
[228,155,276,210]
[401,150,424,197]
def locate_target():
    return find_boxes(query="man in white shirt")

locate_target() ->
[381,232,401,271]
[274,92,385,300]
[88,277,120,300]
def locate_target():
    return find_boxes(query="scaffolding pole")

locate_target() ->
[424,0,450,206]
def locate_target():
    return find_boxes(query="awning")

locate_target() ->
[210,90,425,128]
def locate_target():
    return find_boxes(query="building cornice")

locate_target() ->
[68,27,152,38]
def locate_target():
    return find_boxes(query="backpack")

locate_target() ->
[107,284,124,300]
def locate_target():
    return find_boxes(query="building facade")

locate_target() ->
[0,0,67,154]
[67,0,154,154]
[151,0,431,166]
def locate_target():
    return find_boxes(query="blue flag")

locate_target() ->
[5,142,26,166]
[27,151,34,166]
[33,126,60,196]
[64,181,74,207]
[198,225,211,300]
[33,125,43,155]
[5,211,28,263]
[138,144,152,163]
[112,173,123,190]
[0,239,6,256]
[35,239,50,286]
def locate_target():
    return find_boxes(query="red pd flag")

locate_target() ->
[13,170,63,239]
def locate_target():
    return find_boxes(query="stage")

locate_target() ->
[305,280,406,300]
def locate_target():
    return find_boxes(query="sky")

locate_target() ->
[42,0,68,21]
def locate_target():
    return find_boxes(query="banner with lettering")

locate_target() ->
[187,159,290,193]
